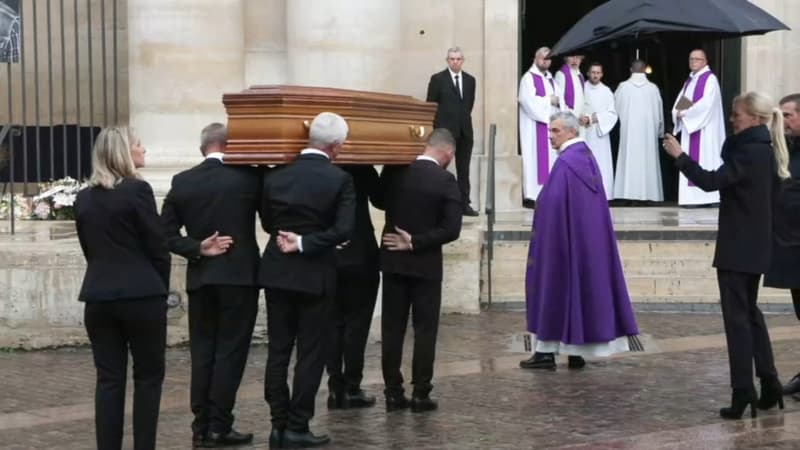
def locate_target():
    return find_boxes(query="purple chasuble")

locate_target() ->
[681,71,713,186]
[532,73,552,185]
[560,65,582,109]
[524,141,639,345]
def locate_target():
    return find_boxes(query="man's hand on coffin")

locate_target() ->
[200,231,234,257]
[382,227,413,252]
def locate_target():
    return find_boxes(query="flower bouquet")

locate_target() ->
[0,193,29,220]
[30,177,87,220]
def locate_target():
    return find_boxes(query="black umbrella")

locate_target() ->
[551,0,789,56]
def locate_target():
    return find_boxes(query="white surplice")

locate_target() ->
[672,66,725,205]
[555,66,586,137]
[614,73,664,202]
[518,64,563,201]
[583,81,618,199]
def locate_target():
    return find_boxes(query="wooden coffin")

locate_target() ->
[222,85,436,165]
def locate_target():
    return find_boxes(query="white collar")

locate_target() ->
[300,148,330,159]
[448,68,462,79]
[691,65,711,77]
[205,152,224,162]
[558,137,584,152]
[416,155,440,166]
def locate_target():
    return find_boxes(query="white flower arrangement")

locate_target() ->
[0,193,29,220]
[29,177,87,220]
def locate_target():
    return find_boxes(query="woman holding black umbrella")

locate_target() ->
[663,91,790,420]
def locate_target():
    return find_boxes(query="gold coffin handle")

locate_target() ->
[409,125,426,139]
[303,120,311,129]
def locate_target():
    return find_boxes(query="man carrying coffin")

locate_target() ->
[519,46,563,208]
[614,60,665,203]
[519,112,640,370]
[556,55,586,136]
[672,49,725,206]
[581,62,618,199]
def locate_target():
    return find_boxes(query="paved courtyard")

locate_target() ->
[3,310,800,449]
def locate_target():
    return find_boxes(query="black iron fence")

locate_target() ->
[1,0,124,233]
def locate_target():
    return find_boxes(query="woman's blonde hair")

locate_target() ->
[734,92,791,180]
[88,126,141,189]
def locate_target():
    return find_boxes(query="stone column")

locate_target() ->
[244,0,287,86]
[127,0,246,195]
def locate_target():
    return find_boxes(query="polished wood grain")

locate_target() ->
[223,85,437,165]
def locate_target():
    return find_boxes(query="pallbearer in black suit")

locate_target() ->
[260,112,356,448]
[426,46,479,217]
[75,127,171,450]
[161,123,261,448]
[326,165,381,410]
[380,129,463,413]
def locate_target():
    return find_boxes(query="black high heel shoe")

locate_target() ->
[757,377,785,411]
[720,388,758,420]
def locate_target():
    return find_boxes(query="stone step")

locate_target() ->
[488,240,716,261]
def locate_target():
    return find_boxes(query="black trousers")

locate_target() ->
[264,288,330,432]
[84,297,166,450]
[381,273,442,397]
[326,267,379,393]
[717,269,778,389]
[188,285,258,435]
[455,135,473,207]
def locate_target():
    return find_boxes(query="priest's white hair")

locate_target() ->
[550,111,580,132]
[535,47,550,58]
[309,112,349,149]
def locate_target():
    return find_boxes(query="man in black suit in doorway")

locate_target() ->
[259,112,356,448]
[161,123,262,448]
[426,46,479,217]
[379,129,463,413]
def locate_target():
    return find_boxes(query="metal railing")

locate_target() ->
[1,0,123,234]
[483,123,497,309]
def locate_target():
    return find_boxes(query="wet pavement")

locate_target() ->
[2,310,800,449]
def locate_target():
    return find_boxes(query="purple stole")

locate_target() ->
[560,65,584,110]
[681,70,713,186]
[533,73,555,185]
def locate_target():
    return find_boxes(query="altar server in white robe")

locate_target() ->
[555,55,586,137]
[614,60,664,202]
[519,46,564,206]
[581,62,617,199]
[671,49,725,206]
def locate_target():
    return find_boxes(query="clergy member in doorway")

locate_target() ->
[161,123,261,448]
[426,46,479,216]
[259,112,356,448]
[581,62,618,199]
[379,129,463,413]
[520,112,639,371]
[672,49,725,207]
[519,46,563,209]
[614,60,665,203]
[555,55,586,136]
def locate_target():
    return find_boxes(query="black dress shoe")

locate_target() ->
[720,388,758,420]
[345,390,377,408]
[568,355,586,369]
[269,428,285,448]
[463,206,480,217]
[205,429,254,447]
[283,429,330,448]
[782,373,800,395]
[385,394,410,412]
[522,199,536,209]
[410,396,438,413]
[519,352,556,370]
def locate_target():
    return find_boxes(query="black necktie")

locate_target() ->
[454,74,461,99]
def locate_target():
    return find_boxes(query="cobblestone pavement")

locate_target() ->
[3,311,800,449]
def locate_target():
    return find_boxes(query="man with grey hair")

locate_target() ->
[426,46,479,216]
[259,112,355,448]
[162,122,262,447]
[519,46,563,208]
[379,128,463,412]
[521,111,639,371]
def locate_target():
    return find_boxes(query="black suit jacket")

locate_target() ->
[161,158,262,291]
[336,165,382,273]
[426,69,476,140]
[676,125,779,274]
[773,137,800,246]
[380,159,462,280]
[258,153,356,296]
[75,178,171,302]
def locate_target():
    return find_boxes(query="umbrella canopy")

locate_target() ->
[551,0,789,56]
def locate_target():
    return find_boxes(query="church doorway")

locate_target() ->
[520,0,742,204]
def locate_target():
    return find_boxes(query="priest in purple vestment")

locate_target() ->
[520,111,640,371]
